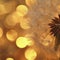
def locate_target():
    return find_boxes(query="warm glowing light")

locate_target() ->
[5,15,16,28]
[13,12,22,22]
[0,4,7,15]
[27,39,34,46]
[0,27,3,38]
[16,5,28,16]
[6,58,14,60]
[20,17,31,29]
[25,0,37,7]
[16,37,32,48]
[5,12,20,28]
[25,48,37,60]
[25,34,34,46]
[6,29,18,42]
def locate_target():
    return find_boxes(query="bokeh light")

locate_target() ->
[20,17,31,29]
[16,5,28,16]
[4,12,20,28]
[0,0,59,60]
[25,34,34,46]
[25,48,37,60]
[6,57,14,60]
[0,4,7,15]
[25,0,37,7]
[16,37,33,48]
[6,29,18,42]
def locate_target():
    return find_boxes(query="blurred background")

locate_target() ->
[0,0,60,60]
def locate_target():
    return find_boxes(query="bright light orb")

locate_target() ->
[16,37,32,48]
[6,29,18,42]
[25,34,34,46]
[5,13,19,28]
[25,0,37,7]
[6,58,14,60]
[25,48,37,60]
[16,5,28,16]
[20,17,31,29]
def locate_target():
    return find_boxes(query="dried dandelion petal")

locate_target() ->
[25,48,37,60]
[16,5,28,16]
[6,57,14,60]
[0,27,3,38]
[41,34,54,47]
[6,29,18,42]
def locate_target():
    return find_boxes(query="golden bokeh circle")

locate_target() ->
[16,37,33,48]
[6,57,14,60]
[6,29,18,42]
[16,5,28,16]
[25,48,37,60]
